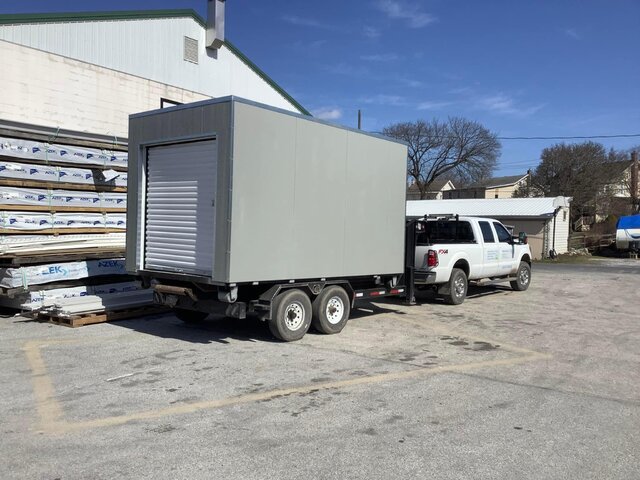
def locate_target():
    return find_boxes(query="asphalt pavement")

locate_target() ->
[1,261,638,479]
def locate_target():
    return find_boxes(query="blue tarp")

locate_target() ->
[617,214,640,230]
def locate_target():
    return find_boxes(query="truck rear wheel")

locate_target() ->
[268,289,312,342]
[443,268,467,305]
[312,286,351,334]
[174,308,208,323]
[510,261,531,291]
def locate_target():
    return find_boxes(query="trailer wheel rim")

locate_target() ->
[284,302,305,331]
[454,276,466,297]
[519,267,530,285]
[325,296,345,325]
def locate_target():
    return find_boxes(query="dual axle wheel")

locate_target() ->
[268,286,351,342]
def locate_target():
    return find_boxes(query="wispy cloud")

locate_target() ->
[363,25,381,38]
[360,53,399,62]
[417,101,453,111]
[325,63,371,77]
[282,15,334,29]
[399,77,425,88]
[448,86,473,95]
[313,107,343,120]
[292,39,327,50]
[375,0,437,28]
[476,93,544,117]
[564,28,580,40]
[361,94,408,106]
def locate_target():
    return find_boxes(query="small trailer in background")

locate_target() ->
[616,214,640,254]
[126,97,412,341]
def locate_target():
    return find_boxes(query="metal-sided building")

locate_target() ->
[406,197,572,260]
[0,2,308,141]
[0,3,310,315]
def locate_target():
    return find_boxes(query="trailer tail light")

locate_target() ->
[427,249,439,268]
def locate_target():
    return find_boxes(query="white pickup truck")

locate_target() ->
[412,215,532,304]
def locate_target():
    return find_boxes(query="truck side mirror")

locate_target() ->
[518,232,528,244]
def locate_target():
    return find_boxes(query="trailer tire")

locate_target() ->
[443,268,467,305]
[174,308,208,323]
[510,261,531,291]
[312,286,351,334]
[268,289,312,342]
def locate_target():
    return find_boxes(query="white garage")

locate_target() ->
[407,197,572,260]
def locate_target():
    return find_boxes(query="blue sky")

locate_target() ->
[2,0,639,176]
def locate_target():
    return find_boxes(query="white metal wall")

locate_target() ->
[552,207,570,254]
[0,40,209,138]
[0,17,297,114]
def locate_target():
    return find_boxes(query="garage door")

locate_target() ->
[144,140,217,276]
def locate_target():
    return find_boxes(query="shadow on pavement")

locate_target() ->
[114,313,279,345]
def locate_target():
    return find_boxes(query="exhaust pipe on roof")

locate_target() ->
[206,0,225,50]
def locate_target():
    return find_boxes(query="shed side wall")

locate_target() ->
[228,102,406,283]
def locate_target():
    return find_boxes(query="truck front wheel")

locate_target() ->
[510,261,531,291]
[312,286,351,334]
[268,289,312,342]
[443,268,468,305]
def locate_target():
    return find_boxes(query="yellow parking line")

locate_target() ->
[23,328,551,434]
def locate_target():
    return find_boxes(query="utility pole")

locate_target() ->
[632,151,639,213]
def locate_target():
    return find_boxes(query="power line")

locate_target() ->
[498,133,640,140]
[373,130,640,141]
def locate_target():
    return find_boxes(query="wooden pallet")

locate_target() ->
[0,205,126,213]
[40,306,168,328]
[0,227,125,235]
[0,178,126,193]
[0,153,128,172]
[0,127,127,153]
[0,248,124,266]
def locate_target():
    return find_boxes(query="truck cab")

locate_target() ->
[411,215,532,304]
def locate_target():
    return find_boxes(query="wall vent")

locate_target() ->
[183,36,199,64]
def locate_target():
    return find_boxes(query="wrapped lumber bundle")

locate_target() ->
[0,133,152,323]
[0,280,142,311]
[0,187,126,211]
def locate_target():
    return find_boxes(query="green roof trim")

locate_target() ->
[223,40,310,116]
[0,9,309,115]
[0,9,206,27]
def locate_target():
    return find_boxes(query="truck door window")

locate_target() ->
[493,222,512,243]
[479,221,495,243]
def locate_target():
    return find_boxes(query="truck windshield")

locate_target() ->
[416,220,475,245]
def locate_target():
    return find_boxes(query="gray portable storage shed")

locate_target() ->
[126,97,407,285]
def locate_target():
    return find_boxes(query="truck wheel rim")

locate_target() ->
[454,276,466,297]
[520,268,530,285]
[325,296,344,325]
[284,302,305,331]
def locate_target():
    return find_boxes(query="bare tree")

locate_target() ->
[524,142,638,225]
[383,118,500,199]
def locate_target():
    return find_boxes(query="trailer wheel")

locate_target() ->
[268,289,312,342]
[510,261,531,291]
[443,268,467,305]
[174,308,208,323]
[312,286,351,334]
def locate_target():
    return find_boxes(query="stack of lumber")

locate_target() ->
[0,134,154,323]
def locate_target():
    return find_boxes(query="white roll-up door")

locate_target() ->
[144,140,217,276]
